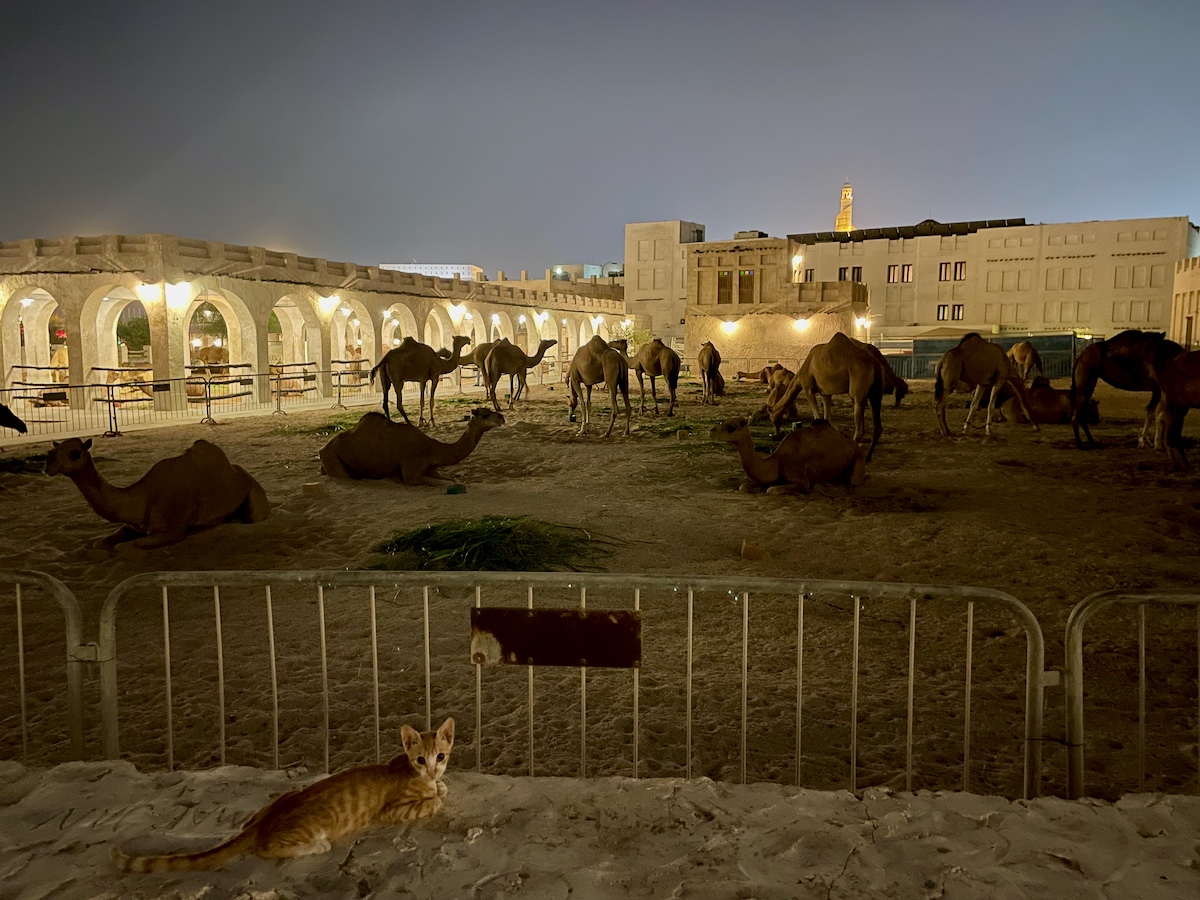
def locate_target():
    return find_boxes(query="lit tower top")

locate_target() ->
[835,182,853,232]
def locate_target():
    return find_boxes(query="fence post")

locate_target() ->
[199,377,216,426]
[103,384,121,437]
[272,371,286,416]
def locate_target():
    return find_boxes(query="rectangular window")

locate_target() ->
[717,270,732,304]
[954,261,966,281]
[936,304,949,321]
[939,262,951,281]
[851,266,862,282]
[901,264,913,283]
[804,268,814,283]
[738,270,755,304]
[951,303,964,321]
[887,264,898,283]
[838,267,849,281]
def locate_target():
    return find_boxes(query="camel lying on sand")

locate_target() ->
[1006,341,1044,383]
[1,402,27,433]
[320,407,505,484]
[737,364,786,383]
[44,438,269,549]
[934,333,1039,437]
[568,336,630,437]
[370,335,471,427]
[632,338,681,416]
[1070,329,1182,450]
[710,416,866,494]
[1136,338,1200,468]
[769,333,883,461]
[699,342,724,404]
[998,377,1099,426]
[484,339,557,411]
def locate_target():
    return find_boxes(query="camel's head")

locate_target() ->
[892,377,910,407]
[607,339,628,354]
[44,438,93,477]
[0,403,27,434]
[538,338,558,351]
[468,407,505,432]
[709,417,749,443]
[452,335,472,349]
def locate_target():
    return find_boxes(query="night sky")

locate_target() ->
[1,0,1195,275]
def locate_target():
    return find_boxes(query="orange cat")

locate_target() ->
[113,717,454,872]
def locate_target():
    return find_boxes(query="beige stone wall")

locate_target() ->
[624,220,705,343]
[1170,257,1200,349]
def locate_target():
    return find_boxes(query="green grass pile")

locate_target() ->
[369,515,613,572]
[271,412,365,436]
[0,454,46,476]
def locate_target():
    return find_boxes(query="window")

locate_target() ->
[717,270,732,304]
[739,270,755,304]
[939,262,951,282]
[901,264,913,283]
[851,266,862,282]
[887,264,898,284]
[804,268,814,283]
[951,304,964,321]
[838,267,849,281]
[936,304,949,321]
[954,261,966,281]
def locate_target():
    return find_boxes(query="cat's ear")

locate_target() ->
[437,717,455,746]
[400,724,422,753]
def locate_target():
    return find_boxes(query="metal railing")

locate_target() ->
[1064,589,1200,799]
[97,571,1046,798]
[0,570,87,761]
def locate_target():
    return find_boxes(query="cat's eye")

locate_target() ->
[416,756,425,765]
[436,753,445,761]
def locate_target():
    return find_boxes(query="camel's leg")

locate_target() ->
[667,379,676,417]
[568,377,580,423]
[604,382,618,438]
[620,378,631,436]
[802,387,821,423]
[851,396,865,442]
[983,383,1001,436]
[578,384,592,435]
[1070,367,1100,448]
[427,379,439,427]
[636,371,647,415]
[963,385,986,433]
[97,526,142,550]
[649,375,660,415]
[1139,388,1162,449]
[125,528,188,550]
[865,387,882,461]
[318,440,353,479]
[1163,403,1190,469]
[1009,379,1040,433]
[396,381,413,426]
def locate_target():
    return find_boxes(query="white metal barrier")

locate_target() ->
[1064,589,1200,799]
[98,571,1046,798]
[0,570,87,760]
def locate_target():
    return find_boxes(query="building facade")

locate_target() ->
[379,262,485,281]
[789,215,1200,343]
[1171,257,1200,349]
[623,220,706,345]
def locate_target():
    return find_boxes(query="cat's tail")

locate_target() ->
[112,827,258,873]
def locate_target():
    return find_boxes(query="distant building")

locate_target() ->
[551,263,622,281]
[1171,257,1200,349]
[623,220,706,343]
[835,182,854,233]
[379,262,484,281]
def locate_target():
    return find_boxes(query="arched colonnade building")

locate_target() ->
[0,234,633,405]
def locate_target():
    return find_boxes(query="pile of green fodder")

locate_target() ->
[0,454,47,476]
[370,515,613,572]
[271,412,367,437]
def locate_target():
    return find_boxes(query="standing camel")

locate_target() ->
[768,332,884,460]
[370,335,471,428]
[568,335,631,437]
[934,333,1039,438]
[1007,341,1045,383]
[853,338,909,406]
[1137,339,1199,469]
[483,339,558,411]
[632,338,682,416]
[1069,329,1183,450]
[469,338,504,386]
[698,342,724,404]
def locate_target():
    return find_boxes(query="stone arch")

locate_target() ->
[79,283,146,377]
[271,294,321,365]
[382,302,420,355]
[594,316,611,341]
[329,297,376,364]
[488,309,516,344]
[1,284,62,388]
[514,312,532,354]
[183,286,257,370]
[425,306,452,349]
[578,317,595,348]
[462,305,488,348]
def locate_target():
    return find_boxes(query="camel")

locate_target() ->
[698,342,724,404]
[737,363,786,383]
[483,339,557,411]
[1070,329,1183,450]
[44,437,269,549]
[853,338,909,406]
[934,333,1039,438]
[1136,339,1200,469]
[710,416,866,494]
[370,334,471,428]
[1,402,27,433]
[469,339,504,386]
[768,333,884,461]
[998,377,1100,426]
[567,335,631,437]
[319,407,505,484]
[632,338,681,416]
[192,345,230,366]
[1006,341,1045,383]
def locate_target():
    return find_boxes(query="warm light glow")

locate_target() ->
[135,283,161,302]
[191,338,202,348]
[20,297,35,307]
[101,295,111,303]
[534,311,549,325]
[393,337,401,346]
[720,320,738,334]
[464,312,473,321]
[792,255,803,267]
[518,314,526,324]
[491,313,500,325]
[794,317,810,331]
[591,315,604,327]
[318,295,341,316]
[213,337,223,348]
[855,316,871,329]
[622,318,631,327]
[555,266,563,275]
[356,338,363,346]
[340,305,352,316]
[165,281,192,310]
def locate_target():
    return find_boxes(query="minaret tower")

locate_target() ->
[835,182,853,232]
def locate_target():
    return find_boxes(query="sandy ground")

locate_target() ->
[1,371,1199,895]
[2,760,1199,899]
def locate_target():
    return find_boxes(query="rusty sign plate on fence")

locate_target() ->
[470,607,641,668]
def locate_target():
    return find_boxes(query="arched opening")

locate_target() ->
[1,287,61,391]
[331,299,376,364]
[186,299,229,368]
[425,307,451,350]
[382,303,420,354]
[515,312,531,353]
[270,296,319,365]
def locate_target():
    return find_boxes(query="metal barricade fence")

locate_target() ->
[0,570,88,761]
[1064,589,1200,799]
[98,571,1045,798]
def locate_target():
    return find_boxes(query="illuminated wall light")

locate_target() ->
[720,320,738,334]
[213,337,223,348]
[855,316,871,329]
[534,311,548,325]
[591,315,603,327]
[518,314,526,324]
[191,338,202,348]
[393,337,401,346]
[791,255,803,267]
[464,312,473,321]
[135,283,161,302]
[794,317,810,332]
[318,295,341,316]
[351,318,360,327]
[20,297,35,307]
[622,318,631,327]
[491,313,500,325]
[165,281,192,310]
[562,318,568,325]
[339,305,352,316]
[356,338,363,346]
